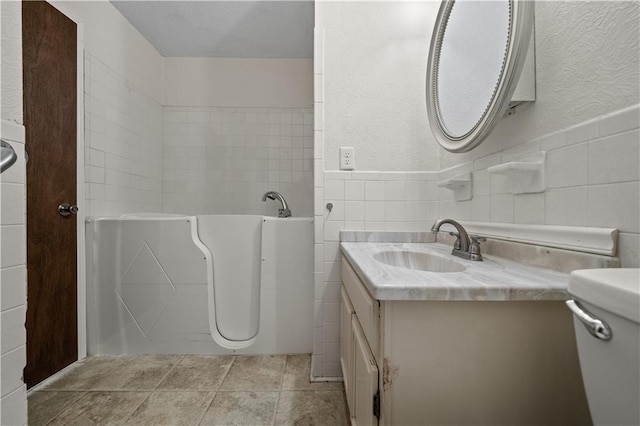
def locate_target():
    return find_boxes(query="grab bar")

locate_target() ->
[1,139,18,174]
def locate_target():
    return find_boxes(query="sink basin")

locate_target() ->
[373,250,466,273]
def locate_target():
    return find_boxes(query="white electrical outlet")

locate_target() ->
[340,147,355,170]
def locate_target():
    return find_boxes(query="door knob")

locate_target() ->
[58,203,79,216]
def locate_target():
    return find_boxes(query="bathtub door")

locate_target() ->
[23,1,78,388]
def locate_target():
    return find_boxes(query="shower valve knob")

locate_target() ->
[58,203,79,216]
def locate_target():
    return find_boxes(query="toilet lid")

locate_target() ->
[568,268,640,324]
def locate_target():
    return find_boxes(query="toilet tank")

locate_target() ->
[568,269,640,426]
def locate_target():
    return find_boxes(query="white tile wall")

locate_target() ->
[314,169,440,377]
[313,81,639,380]
[312,26,326,378]
[439,104,640,267]
[0,121,27,425]
[83,52,163,217]
[162,106,313,217]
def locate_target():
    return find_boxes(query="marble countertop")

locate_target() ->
[340,242,571,301]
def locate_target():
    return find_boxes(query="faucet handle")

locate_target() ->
[449,231,462,250]
[469,235,486,259]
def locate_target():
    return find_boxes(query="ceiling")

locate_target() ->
[110,1,314,58]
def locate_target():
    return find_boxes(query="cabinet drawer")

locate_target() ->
[342,256,379,356]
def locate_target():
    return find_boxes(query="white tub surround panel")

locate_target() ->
[84,53,163,217]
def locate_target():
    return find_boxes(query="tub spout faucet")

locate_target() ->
[261,191,292,218]
[430,218,484,261]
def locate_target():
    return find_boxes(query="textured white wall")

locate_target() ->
[53,1,164,104]
[316,1,441,171]
[439,0,640,168]
[163,58,313,108]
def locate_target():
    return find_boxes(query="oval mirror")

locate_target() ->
[426,0,534,152]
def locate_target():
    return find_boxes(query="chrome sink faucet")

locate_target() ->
[430,218,485,261]
[261,191,292,218]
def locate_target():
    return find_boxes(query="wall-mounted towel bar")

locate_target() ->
[1,139,18,174]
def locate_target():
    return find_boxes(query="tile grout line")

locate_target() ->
[271,391,281,426]
[120,391,154,425]
[270,354,290,425]
[216,354,237,390]
[117,354,185,425]
[195,390,217,426]
[195,355,237,425]
[196,355,237,425]
[153,354,186,391]
[39,390,88,426]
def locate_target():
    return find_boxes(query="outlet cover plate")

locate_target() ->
[340,147,354,170]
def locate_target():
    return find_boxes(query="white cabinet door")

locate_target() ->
[353,316,379,426]
[341,286,355,415]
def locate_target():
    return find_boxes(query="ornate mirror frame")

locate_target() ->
[426,0,534,153]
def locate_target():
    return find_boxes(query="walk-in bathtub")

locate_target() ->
[85,214,313,355]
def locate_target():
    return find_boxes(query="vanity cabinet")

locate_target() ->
[340,255,592,426]
[341,265,380,426]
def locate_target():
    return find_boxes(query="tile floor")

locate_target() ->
[28,354,348,425]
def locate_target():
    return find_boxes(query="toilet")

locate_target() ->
[567,269,640,426]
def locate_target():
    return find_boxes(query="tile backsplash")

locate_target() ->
[162,106,313,217]
[438,104,640,268]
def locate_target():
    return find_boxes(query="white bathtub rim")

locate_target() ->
[87,214,314,222]
[86,214,193,222]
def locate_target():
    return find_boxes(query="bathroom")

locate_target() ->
[0,0,638,424]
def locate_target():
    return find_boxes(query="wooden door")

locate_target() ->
[22,0,78,388]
